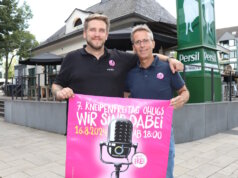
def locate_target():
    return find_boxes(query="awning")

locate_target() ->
[19,53,63,65]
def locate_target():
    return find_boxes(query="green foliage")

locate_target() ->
[2,57,17,78]
[15,31,39,60]
[0,0,38,82]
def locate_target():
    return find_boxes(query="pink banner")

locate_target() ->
[66,94,174,178]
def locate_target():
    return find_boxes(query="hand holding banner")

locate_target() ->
[66,94,174,178]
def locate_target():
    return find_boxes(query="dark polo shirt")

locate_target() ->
[54,47,137,97]
[125,56,185,100]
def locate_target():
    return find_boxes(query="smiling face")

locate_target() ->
[83,19,108,51]
[132,30,155,62]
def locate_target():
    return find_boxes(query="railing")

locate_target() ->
[4,65,238,102]
[5,72,58,101]
[222,71,238,101]
[181,64,238,102]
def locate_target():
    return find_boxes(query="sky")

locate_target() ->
[18,0,238,43]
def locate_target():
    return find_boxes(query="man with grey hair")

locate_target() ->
[125,24,190,178]
[52,14,184,101]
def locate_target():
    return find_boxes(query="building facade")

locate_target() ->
[217,26,238,71]
[16,0,177,99]
[32,0,177,56]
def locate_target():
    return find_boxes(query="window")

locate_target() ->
[220,40,229,48]
[74,18,82,27]
[46,65,57,86]
[28,68,36,87]
[223,54,229,59]
[229,51,237,58]
[234,63,237,71]
[229,40,235,47]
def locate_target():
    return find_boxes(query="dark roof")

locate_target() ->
[87,0,176,25]
[218,32,236,42]
[41,25,66,46]
[34,0,176,51]
[216,26,238,41]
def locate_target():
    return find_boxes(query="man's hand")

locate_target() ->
[168,58,184,74]
[170,85,189,109]
[170,95,185,109]
[55,87,74,100]
[52,84,74,101]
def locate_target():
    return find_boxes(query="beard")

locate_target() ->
[86,38,105,51]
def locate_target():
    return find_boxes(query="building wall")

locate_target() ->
[218,38,238,70]
[173,101,238,143]
[33,16,145,56]
[34,36,86,56]
[4,100,67,134]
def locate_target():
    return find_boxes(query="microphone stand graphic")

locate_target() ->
[100,119,138,178]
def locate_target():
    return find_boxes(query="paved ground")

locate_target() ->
[1,117,238,178]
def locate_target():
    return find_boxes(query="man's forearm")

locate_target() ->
[178,86,190,105]
[157,54,170,62]
[52,84,74,100]
[170,86,190,109]
[156,54,184,72]
[52,83,63,98]
[180,90,190,104]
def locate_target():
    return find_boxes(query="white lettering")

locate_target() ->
[204,52,216,63]
[179,52,200,63]
[76,111,97,126]
[145,115,154,129]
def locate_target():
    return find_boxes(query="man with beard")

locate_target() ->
[52,13,183,100]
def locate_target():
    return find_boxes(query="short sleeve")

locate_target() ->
[171,72,185,91]
[54,53,72,87]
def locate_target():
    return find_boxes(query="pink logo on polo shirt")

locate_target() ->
[157,72,164,79]
[109,59,115,67]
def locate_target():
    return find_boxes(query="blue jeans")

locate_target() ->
[166,128,175,178]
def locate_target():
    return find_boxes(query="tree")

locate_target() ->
[0,0,38,92]
[2,57,17,78]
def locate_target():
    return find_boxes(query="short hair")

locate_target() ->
[131,24,154,43]
[84,13,110,32]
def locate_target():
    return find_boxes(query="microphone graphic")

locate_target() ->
[107,119,133,158]
[100,119,138,178]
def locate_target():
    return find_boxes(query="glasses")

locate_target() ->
[133,39,151,46]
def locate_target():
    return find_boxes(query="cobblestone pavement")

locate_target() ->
[1,117,238,178]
